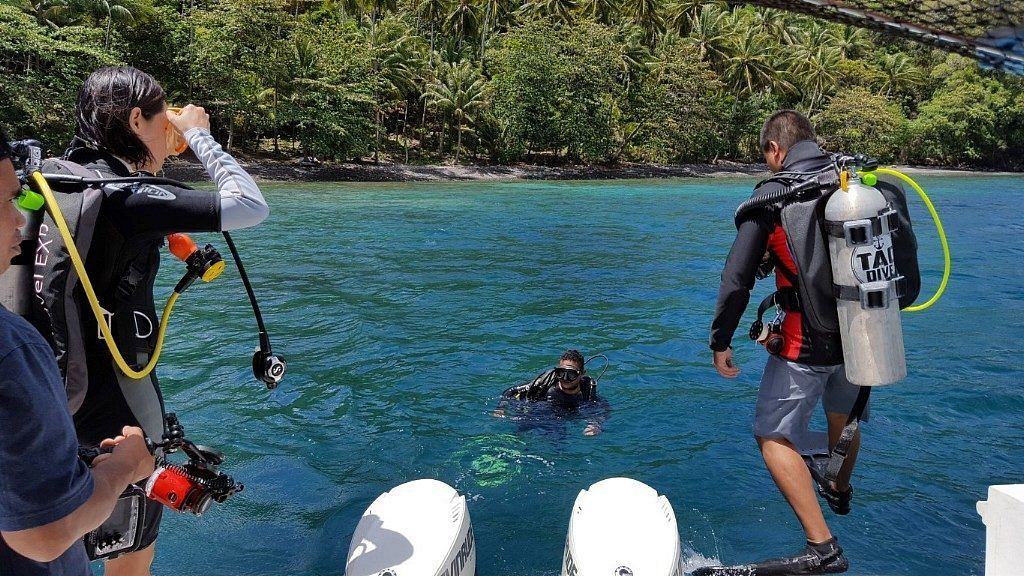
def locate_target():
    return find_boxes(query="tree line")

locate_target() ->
[3,0,1023,168]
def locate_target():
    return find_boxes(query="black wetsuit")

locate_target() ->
[500,369,611,433]
[69,151,220,447]
[709,141,843,366]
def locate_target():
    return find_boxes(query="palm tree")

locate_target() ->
[789,43,840,114]
[368,23,423,161]
[629,0,664,47]
[723,31,784,95]
[664,0,701,36]
[446,0,481,50]
[617,27,651,93]
[20,0,75,29]
[478,0,516,60]
[683,4,731,65]
[518,0,577,24]
[797,20,837,51]
[877,52,923,98]
[414,0,445,63]
[834,25,870,59]
[367,0,397,23]
[749,7,797,46]
[578,0,619,26]
[422,60,486,163]
[76,0,134,49]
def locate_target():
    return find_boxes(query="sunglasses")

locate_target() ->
[554,367,581,382]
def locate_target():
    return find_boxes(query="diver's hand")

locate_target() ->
[492,408,506,418]
[93,426,154,483]
[167,104,210,134]
[713,348,740,378]
[583,423,601,436]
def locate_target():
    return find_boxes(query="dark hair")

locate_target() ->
[559,349,585,370]
[74,66,166,167]
[0,127,11,162]
[760,109,816,152]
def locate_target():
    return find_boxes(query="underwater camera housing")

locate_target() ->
[79,413,243,560]
[146,412,244,515]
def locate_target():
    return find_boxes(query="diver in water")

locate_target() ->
[495,349,610,436]
[24,66,269,576]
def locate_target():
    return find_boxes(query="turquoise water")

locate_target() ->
[143,176,1021,575]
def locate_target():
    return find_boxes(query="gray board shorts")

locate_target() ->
[754,355,869,455]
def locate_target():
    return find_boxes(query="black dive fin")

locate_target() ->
[692,564,759,576]
[690,540,848,576]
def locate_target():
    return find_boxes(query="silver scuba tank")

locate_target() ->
[824,173,907,386]
[0,202,41,315]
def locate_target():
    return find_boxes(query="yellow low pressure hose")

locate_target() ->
[874,167,951,312]
[30,171,180,380]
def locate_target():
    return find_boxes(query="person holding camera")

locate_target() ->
[0,132,154,576]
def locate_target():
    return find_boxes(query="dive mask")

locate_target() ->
[555,367,581,382]
[165,107,189,156]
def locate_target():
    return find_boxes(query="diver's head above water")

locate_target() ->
[760,109,816,173]
[73,66,209,174]
[554,349,586,395]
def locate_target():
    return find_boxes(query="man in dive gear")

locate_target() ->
[0,131,154,576]
[496,349,610,436]
[705,111,864,574]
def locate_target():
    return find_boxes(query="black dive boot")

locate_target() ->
[692,537,849,575]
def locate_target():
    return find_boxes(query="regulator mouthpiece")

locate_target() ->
[168,233,225,289]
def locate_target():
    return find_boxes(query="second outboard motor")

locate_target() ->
[563,477,682,576]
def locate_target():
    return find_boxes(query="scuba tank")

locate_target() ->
[823,170,906,386]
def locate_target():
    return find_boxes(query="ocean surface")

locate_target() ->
[136,175,1021,576]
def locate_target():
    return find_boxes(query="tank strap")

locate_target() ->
[825,386,872,484]
[823,209,899,244]
[833,277,907,307]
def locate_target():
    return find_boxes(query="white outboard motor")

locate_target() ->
[562,477,682,576]
[346,479,476,576]
[824,172,907,386]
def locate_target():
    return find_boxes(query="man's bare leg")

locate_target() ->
[826,412,861,492]
[104,543,155,576]
[758,436,832,543]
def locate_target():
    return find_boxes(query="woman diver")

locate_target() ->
[38,66,270,576]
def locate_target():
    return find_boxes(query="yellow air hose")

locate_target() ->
[30,171,180,380]
[873,167,951,312]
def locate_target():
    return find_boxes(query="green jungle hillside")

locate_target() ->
[3,0,1023,168]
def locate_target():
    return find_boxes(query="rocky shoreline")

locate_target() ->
[162,157,1018,183]
[163,158,769,182]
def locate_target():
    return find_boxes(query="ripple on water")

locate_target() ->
[150,177,1021,576]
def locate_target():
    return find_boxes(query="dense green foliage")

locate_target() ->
[3,0,1023,167]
